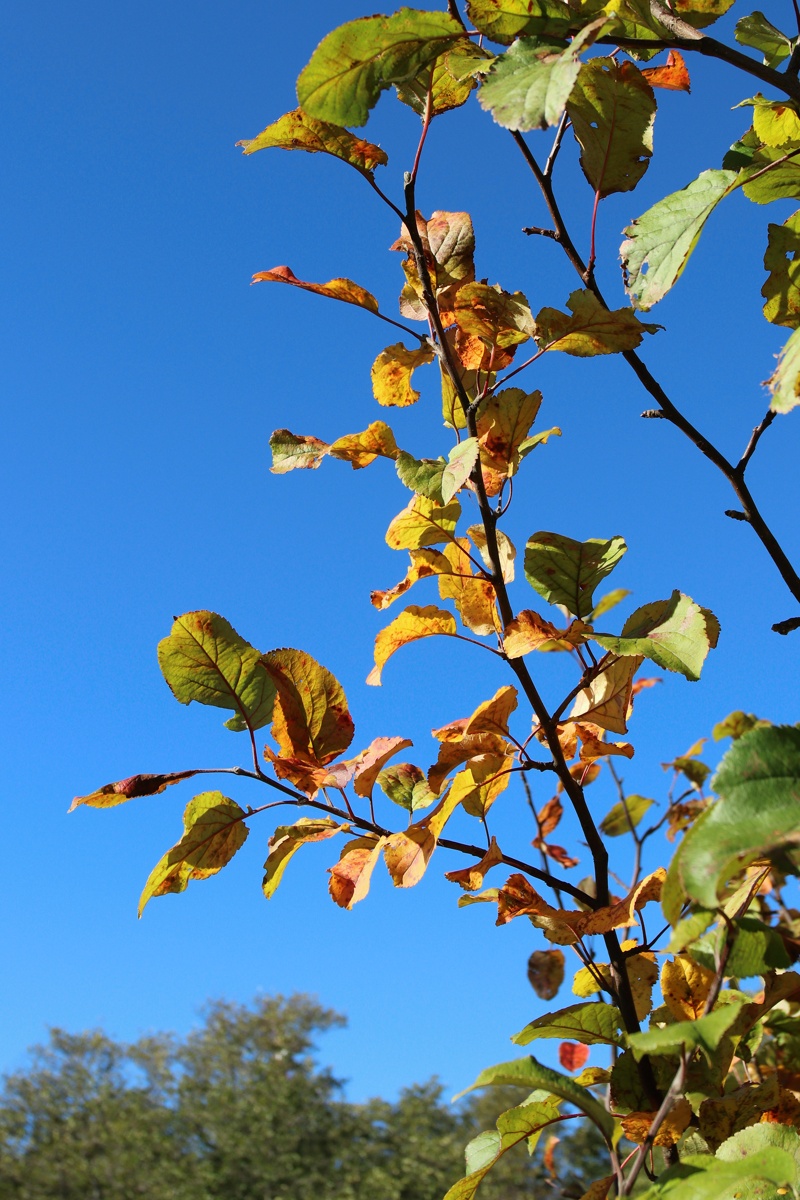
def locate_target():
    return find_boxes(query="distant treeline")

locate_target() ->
[0,995,605,1198]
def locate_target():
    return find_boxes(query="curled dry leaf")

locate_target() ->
[445,836,504,891]
[495,869,666,943]
[527,948,566,1001]
[251,265,379,312]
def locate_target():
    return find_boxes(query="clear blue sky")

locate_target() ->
[2,1,799,1101]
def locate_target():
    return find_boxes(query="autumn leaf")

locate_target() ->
[264,648,354,764]
[533,290,661,356]
[396,41,484,118]
[385,494,461,550]
[465,686,518,738]
[453,283,534,366]
[437,539,497,635]
[661,954,715,1020]
[503,609,585,656]
[559,1042,590,1072]
[568,655,643,735]
[392,210,476,323]
[352,736,414,799]
[428,731,514,795]
[377,762,438,813]
[524,531,627,618]
[468,524,516,582]
[567,59,656,197]
[370,547,453,609]
[641,49,691,92]
[139,792,248,916]
[445,837,504,890]
[591,591,719,681]
[367,605,457,685]
[495,869,666,943]
[598,794,653,837]
[527,948,565,1000]
[269,429,330,473]
[71,770,200,812]
[262,753,356,799]
[620,1100,692,1147]
[263,817,348,898]
[448,753,514,818]
[328,835,387,908]
[237,108,389,175]
[371,342,435,407]
[251,265,379,313]
[329,421,399,468]
[466,0,576,45]
[383,790,461,887]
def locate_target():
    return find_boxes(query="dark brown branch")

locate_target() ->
[737,408,777,474]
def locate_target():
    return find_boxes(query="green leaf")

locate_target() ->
[672,0,736,30]
[139,792,248,916]
[296,9,464,127]
[466,0,576,45]
[740,143,800,204]
[667,727,800,914]
[443,1094,563,1200]
[377,762,437,812]
[442,438,479,503]
[720,916,791,977]
[455,1055,618,1142]
[713,711,770,741]
[533,288,661,355]
[396,452,446,502]
[395,40,484,117]
[269,429,331,473]
[621,169,741,310]
[524,531,627,619]
[478,21,608,132]
[590,588,631,621]
[236,108,388,176]
[157,612,276,733]
[262,817,349,898]
[637,1149,798,1200]
[735,12,794,69]
[591,591,719,682]
[566,58,656,196]
[512,1002,625,1048]
[385,494,461,549]
[628,999,747,1063]
[717,1123,800,1178]
[599,794,654,837]
[769,325,800,412]
[667,907,716,953]
[763,211,800,328]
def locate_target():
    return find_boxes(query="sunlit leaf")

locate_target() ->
[503,609,584,656]
[527,948,565,1000]
[534,290,660,355]
[237,108,388,175]
[445,836,504,890]
[383,790,461,886]
[590,588,630,621]
[158,612,276,732]
[735,11,794,68]
[263,752,356,799]
[495,869,665,943]
[568,656,642,734]
[524,531,627,618]
[599,794,653,837]
[465,686,518,738]
[466,0,575,45]
[513,1002,624,1048]
[739,94,800,148]
[475,387,542,493]
[352,735,414,799]
[370,547,455,609]
[328,834,387,908]
[385,494,461,549]
[567,59,656,196]
[263,817,349,899]
[371,342,435,407]
[269,429,330,473]
[620,1100,692,1147]
[641,50,691,92]
[70,770,200,812]
[437,539,497,636]
[377,761,438,812]
[329,420,399,468]
[762,211,800,328]
[443,1094,563,1200]
[453,283,535,368]
[367,604,457,685]
[251,265,378,312]
[428,730,513,794]
[395,41,483,116]
[621,170,741,309]
[768,324,800,412]
[139,792,248,916]
[661,954,715,1020]
[392,210,476,323]
[448,753,514,818]
[592,591,719,681]
[264,648,354,764]
[629,999,747,1064]
[468,524,516,582]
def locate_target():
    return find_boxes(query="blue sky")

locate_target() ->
[2,0,799,1101]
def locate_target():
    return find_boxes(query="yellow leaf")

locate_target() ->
[465,686,518,738]
[661,954,715,1020]
[428,731,514,794]
[437,540,498,635]
[251,264,378,312]
[572,950,657,1020]
[263,817,348,898]
[383,789,461,887]
[328,835,387,908]
[329,420,399,468]
[504,609,580,656]
[367,605,457,685]
[445,837,504,891]
[385,494,461,550]
[370,548,452,610]
[576,726,635,762]
[264,648,354,765]
[467,523,516,582]
[621,1099,692,1146]
[352,736,414,799]
[371,342,435,407]
[578,1175,615,1200]
[568,655,643,734]
[237,107,389,173]
[449,753,514,817]
[476,386,542,484]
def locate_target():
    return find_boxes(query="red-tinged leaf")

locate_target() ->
[371,342,435,407]
[269,429,331,473]
[139,792,248,917]
[631,675,661,698]
[495,869,666,942]
[543,1134,560,1177]
[367,605,457,686]
[559,1042,590,1072]
[70,770,200,812]
[641,50,691,92]
[329,421,399,469]
[428,731,514,795]
[264,649,355,765]
[444,837,504,891]
[544,843,580,869]
[465,686,519,738]
[392,210,476,324]
[263,750,356,798]
[251,265,379,313]
[328,835,387,908]
[352,736,414,799]
[263,817,349,898]
[237,108,388,175]
[528,949,566,1000]
[453,282,534,365]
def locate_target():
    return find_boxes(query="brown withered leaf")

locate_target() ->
[328,835,387,909]
[329,420,399,469]
[352,736,414,799]
[445,836,504,891]
[251,265,378,312]
[559,1042,590,1072]
[264,751,356,798]
[371,342,435,407]
[465,685,519,738]
[666,797,707,841]
[641,50,691,92]
[621,1099,692,1147]
[527,948,565,1000]
[496,869,666,943]
[545,843,580,868]
[71,770,200,812]
[428,731,514,795]
[264,648,355,766]
[661,954,715,1021]
[568,655,643,734]
[367,605,457,686]
[536,796,564,841]
[575,725,635,763]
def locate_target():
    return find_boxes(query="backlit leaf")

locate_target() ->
[385,494,461,549]
[329,420,399,468]
[296,8,464,127]
[641,50,691,92]
[763,211,800,328]
[735,11,794,69]
[637,1147,797,1199]
[367,605,457,685]
[454,283,534,367]
[621,170,741,309]
[443,1094,563,1200]
[328,835,387,908]
[468,524,516,582]
[475,387,542,491]
[661,954,715,1020]
[269,429,330,473]
[263,817,348,898]
[263,753,356,799]
[442,437,479,504]
[70,770,200,812]
[237,108,388,175]
[428,731,514,794]
[740,142,800,204]
[524,531,627,618]
[370,547,456,609]
[628,999,747,1063]
[599,794,654,837]
[465,686,518,738]
[395,42,482,116]
[590,588,630,621]
[264,648,354,764]
[741,95,800,149]
[673,0,735,29]
[437,539,497,636]
[513,1002,625,1048]
[139,792,248,916]
[592,591,719,681]
[371,342,435,407]
[251,265,378,312]
[377,761,438,812]
[621,1100,692,1147]
[158,612,276,733]
[392,210,476,323]
[533,289,660,355]
[496,869,665,943]
[445,836,504,890]
[503,609,583,656]
[448,753,514,818]
[559,1042,590,1071]
[568,655,642,734]
[768,325,800,412]
[478,21,608,131]
[466,0,575,45]
[383,790,461,886]
[567,59,656,196]
[396,452,447,502]
[527,949,565,1000]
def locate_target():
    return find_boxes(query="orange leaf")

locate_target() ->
[527,949,565,1000]
[328,835,386,908]
[352,736,414,799]
[621,1099,692,1147]
[536,796,563,840]
[264,649,354,765]
[383,789,461,888]
[465,686,519,738]
[263,818,349,898]
[641,50,691,93]
[445,836,504,891]
[251,265,378,312]
[559,1042,590,1072]
[70,770,200,811]
[543,1134,560,1177]
[428,731,513,794]
[367,605,457,686]
[329,420,399,469]
[264,750,355,798]
[495,869,666,942]
[504,610,583,656]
